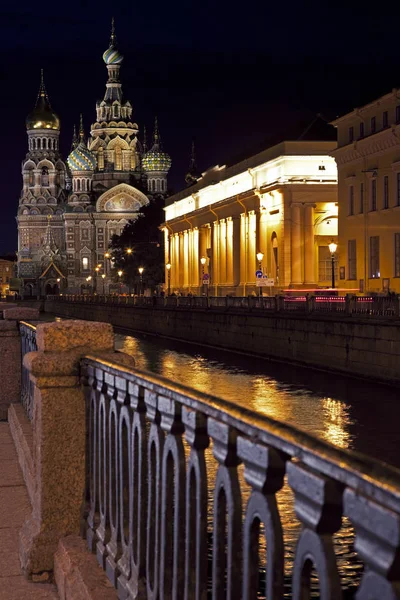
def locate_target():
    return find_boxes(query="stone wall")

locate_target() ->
[45,299,400,384]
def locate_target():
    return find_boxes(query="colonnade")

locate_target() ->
[165,202,320,294]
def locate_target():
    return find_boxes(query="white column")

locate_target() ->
[247,210,256,284]
[226,217,234,284]
[183,230,189,287]
[219,219,227,284]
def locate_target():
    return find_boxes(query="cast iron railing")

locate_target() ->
[82,355,400,599]
[48,293,400,317]
[19,321,37,421]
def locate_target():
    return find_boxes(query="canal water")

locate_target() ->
[114,329,400,598]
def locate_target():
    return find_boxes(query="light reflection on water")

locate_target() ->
[115,331,400,597]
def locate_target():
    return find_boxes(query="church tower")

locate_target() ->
[88,18,141,192]
[17,71,67,297]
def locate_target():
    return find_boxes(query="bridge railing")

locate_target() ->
[48,293,400,318]
[82,354,400,599]
[19,321,37,421]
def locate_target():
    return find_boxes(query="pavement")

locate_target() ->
[0,422,59,599]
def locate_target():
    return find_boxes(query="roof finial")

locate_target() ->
[71,125,78,150]
[153,116,159,145]
[143,126,147,153]
[190,140,196,169]
[36,68,49,105]
[79,114,85,143]
[109,16,117,48]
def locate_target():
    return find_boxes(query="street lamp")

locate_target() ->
[200,256,207,296]
[328,241,337,289]
[101,273,106,295]
[126,248,132,255]
[166,263,171,296]
[117,270,123,295]
[256,251,264,297]
[86,275,92,295]
[56,277,61,295]
[138,267,144,296]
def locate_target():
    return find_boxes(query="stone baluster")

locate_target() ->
[182,408,209,600]
[159,394,186,599]
[287,461,343,600]
[125,382,148,599]
[145,388,164,600]
[344,488,400,599]
[207,418,242,600]
[237,437,286,600]
[19,320,116,577]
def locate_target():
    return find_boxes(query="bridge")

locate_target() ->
[1,306,400,599]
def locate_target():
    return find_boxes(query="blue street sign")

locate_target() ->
[255,270,263,278]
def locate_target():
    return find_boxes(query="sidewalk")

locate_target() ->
[0,422,58,599]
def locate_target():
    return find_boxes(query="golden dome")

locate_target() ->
[26,70,60,131]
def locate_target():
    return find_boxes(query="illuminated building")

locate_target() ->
[331,91,400,294]
[17,20,171,297]
[163,141,337,295]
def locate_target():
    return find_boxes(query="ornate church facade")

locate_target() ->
[17,21,171,297]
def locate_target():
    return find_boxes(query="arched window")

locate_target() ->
[77,179,81,191]
[42,138,46,149]
[156,179,161,191]
[41,167,49,187]
[38,139,41,150]
[28,169,34,186]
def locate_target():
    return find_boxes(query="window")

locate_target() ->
[359,122,364,138]
[383,176,389,209]
[82,257,89,271]
[371,116,376,134]
[395,233,400,277]
[383,111,388,128]
[81,228,89,240]
[369,236,380,278]
[348,240,357,280]
[349,127,354,143]
[318,246,339,282]
[397,173,400,206]
[360,182,364,213]
[371,179,377,211]
[397,106,400,123]
[349,185,354,215]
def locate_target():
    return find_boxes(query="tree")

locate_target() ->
[109,199,165,292]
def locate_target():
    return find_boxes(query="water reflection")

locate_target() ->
[114,330,400,597]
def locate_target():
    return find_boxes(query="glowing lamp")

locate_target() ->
[200,257,207,266]
[256,252,264,263]
[329,241,337,255]
[166,263,171,270]
[117,270,123,277]
[138,267,144,275]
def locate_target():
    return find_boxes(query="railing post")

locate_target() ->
[18,320,131,578]
[287,462,344,600]
[344,489,400,599]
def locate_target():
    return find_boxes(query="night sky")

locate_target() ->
[0,0,398,253]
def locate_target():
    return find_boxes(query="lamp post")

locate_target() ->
[256,251,264,297]
[56,277,61,295]
[117,270,123,295]
[200,256,207,296]
[101,273,106,295]
[86,275,92,295]
[329,241,337,289]
[138,267,144,296]
[94,266,100,294]
[166,262,171,296]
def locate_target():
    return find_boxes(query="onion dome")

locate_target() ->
[103,17,124,65]
[142,118,172,172]
[67,116,96,171]
[26,70,60,130]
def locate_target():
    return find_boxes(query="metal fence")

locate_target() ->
[48,293,400,318]
[19,321,37,421]
[82,354,400,599]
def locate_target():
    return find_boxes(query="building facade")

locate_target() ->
[0,259,15,297]
[331,91,400,294]
[17,21,170,297]
[163,141,338,296]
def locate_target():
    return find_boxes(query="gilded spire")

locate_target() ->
[143,126,147,153]
[79,114,85,143]
[36,69,50,106]
[190,140,196,170]
[154,116,159,144]
[109,16,117,48]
